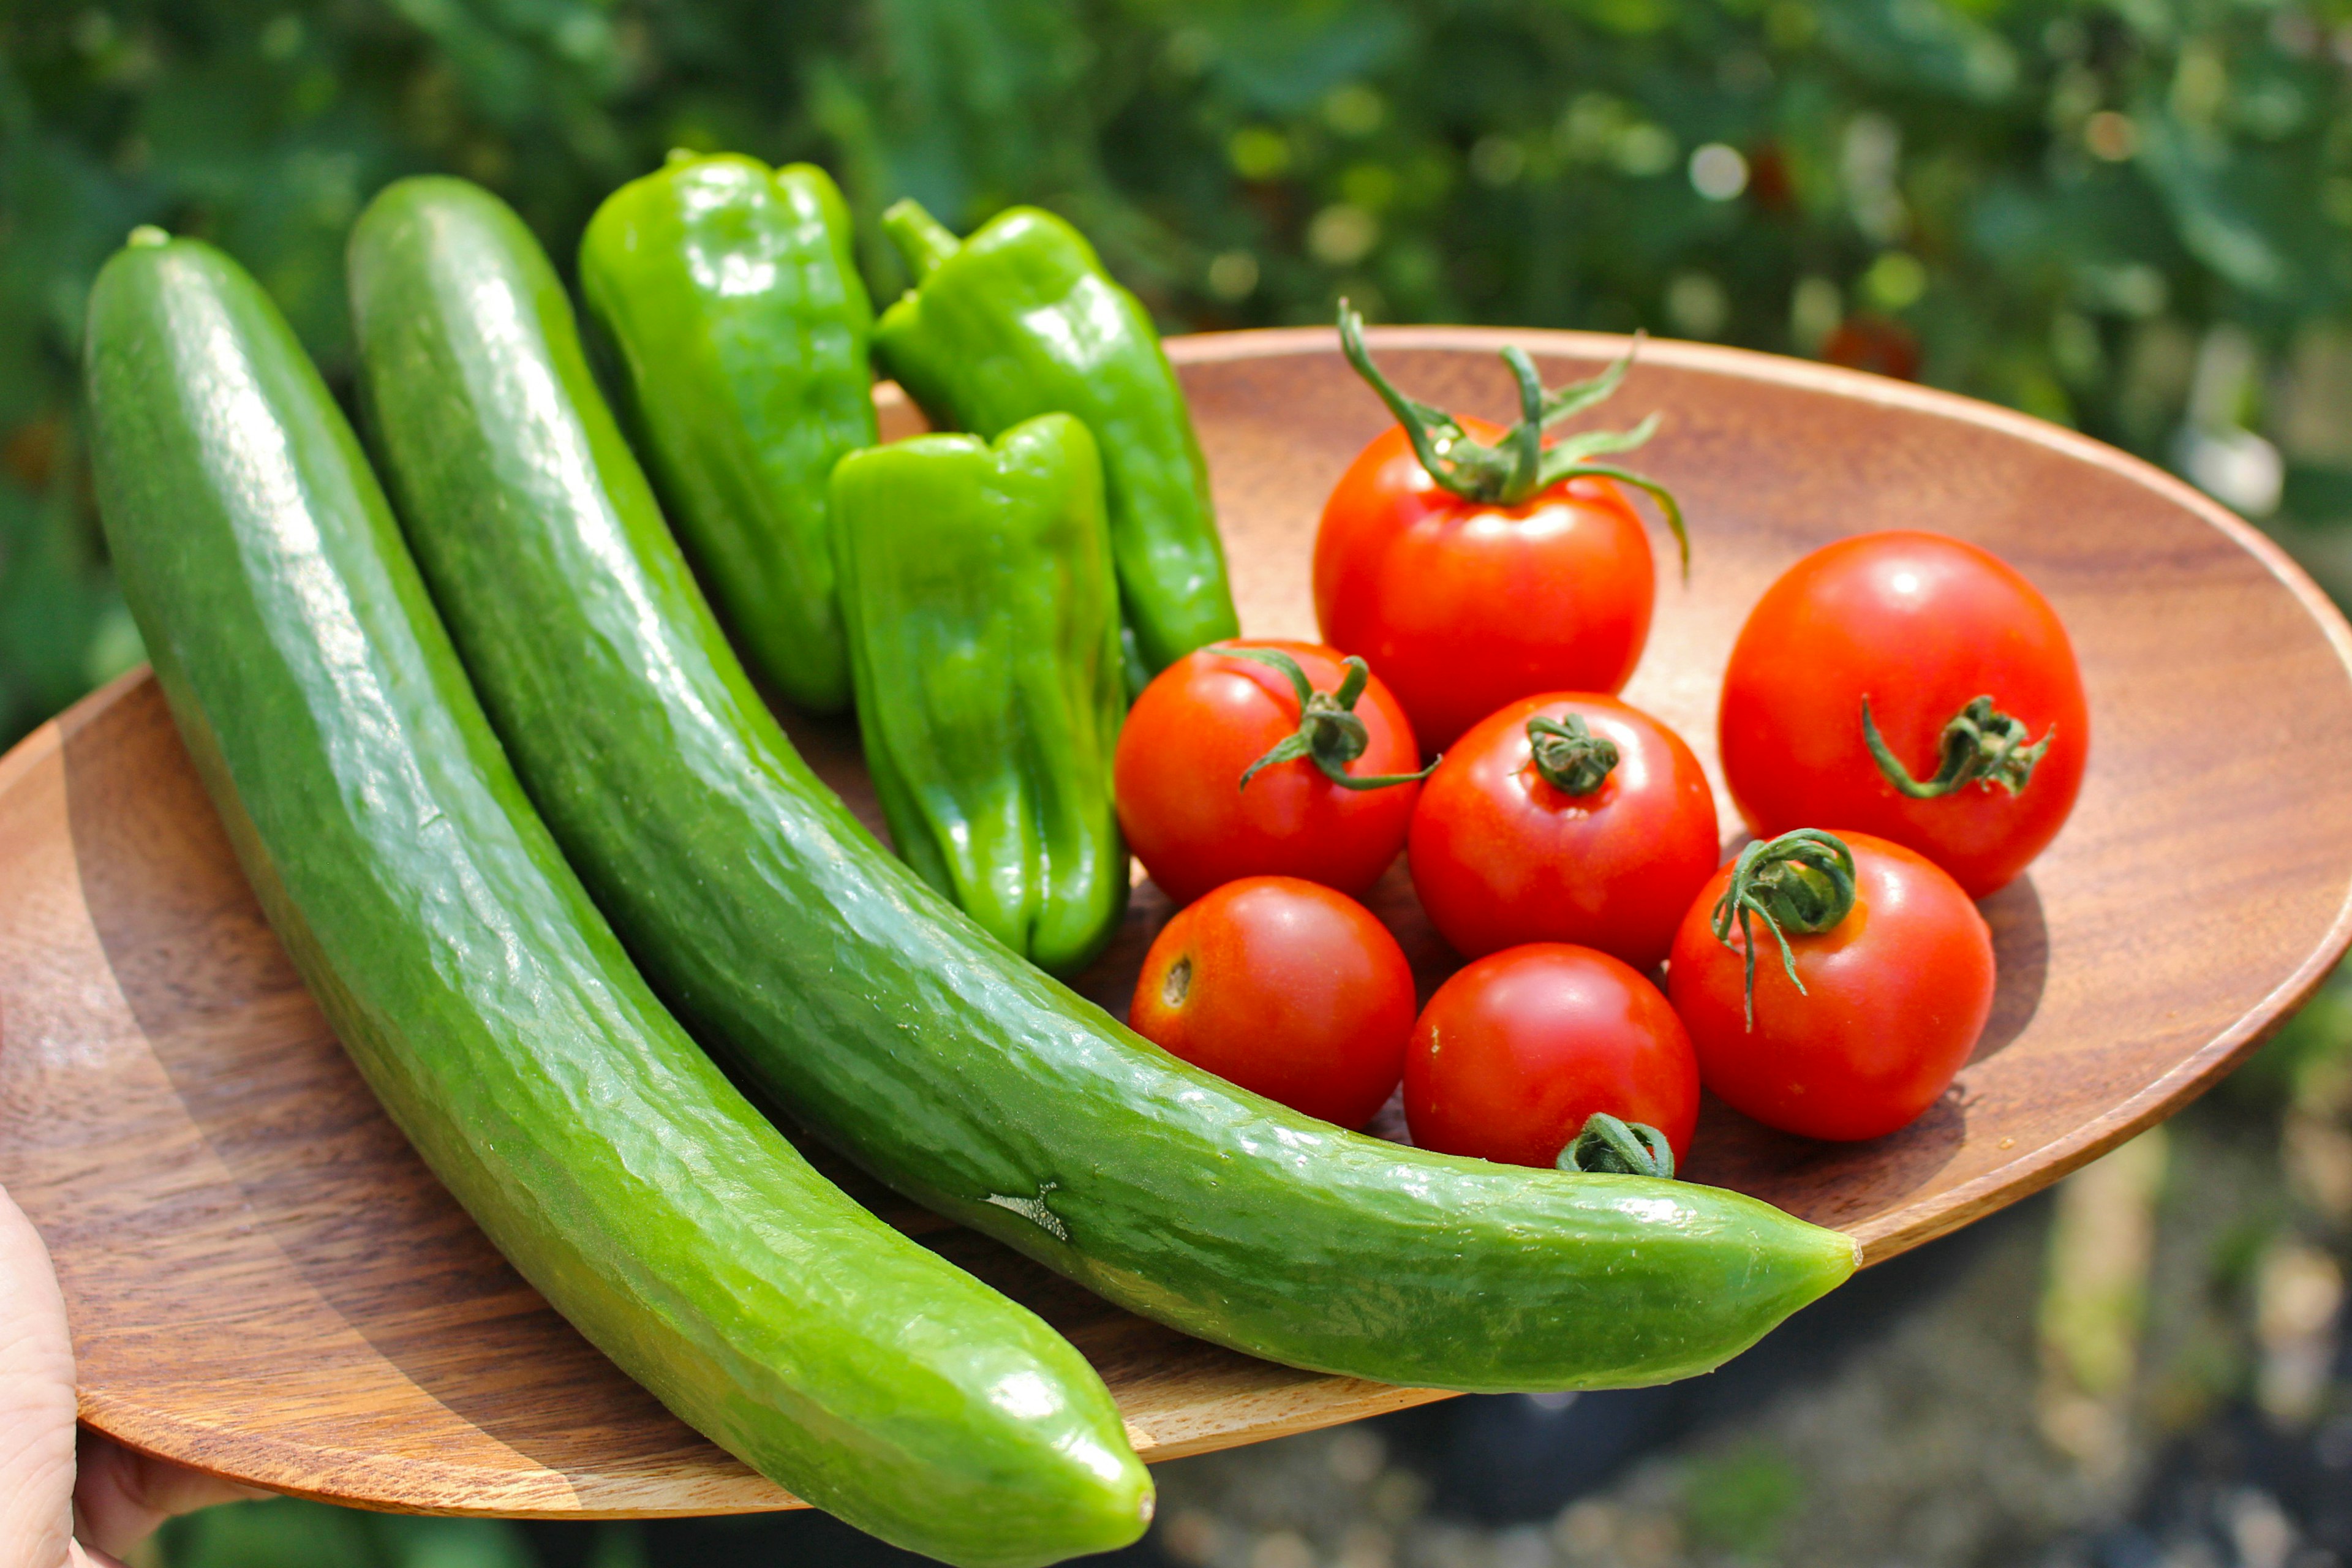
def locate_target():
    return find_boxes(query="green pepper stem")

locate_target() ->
[1863,695,2054,799]
[1556,1113,1677,1179]
[882,199,963,284]
[1225,647,1436,793]
[1335,300,1690,575]
[1710,829,1858,1031]
[1526,714,1618,795]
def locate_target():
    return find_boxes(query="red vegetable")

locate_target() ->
[1408,693,1718,971]
[1718,530,2087,899]
[1115,639,1424,907]
[1668,829,1995,1142]
[1312,304,1686,750]
[1129,876,1415,1128]
[1404,944,1698,1170]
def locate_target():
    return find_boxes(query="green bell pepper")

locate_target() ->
[872,200,1240,686]
[830,413,1128,976]
[579,151,873,714]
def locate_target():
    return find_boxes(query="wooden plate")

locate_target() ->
[6,328,2351,1518]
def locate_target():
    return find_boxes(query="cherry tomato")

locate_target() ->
[1404,944,1699,1168]
[1409,693,1719,971]
[1718,530,2087,899]
[1115,639,1423,907]
[1130,876,1415,1128]
[1668,829,1994,1143]
[1314,419,1659,751]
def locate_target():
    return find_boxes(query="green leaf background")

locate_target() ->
[6,0,2351,748]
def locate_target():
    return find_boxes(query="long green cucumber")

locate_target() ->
[351,176,1859,1395]
[85,228,1149,1568]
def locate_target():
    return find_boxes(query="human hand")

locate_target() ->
[0,1184,263,1568]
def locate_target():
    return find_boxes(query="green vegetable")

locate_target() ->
[831,416,1127,974]
[873,199,1240,683]
[578,152,875,714]
[87,218,1148,1568]
[349,180,1860,1394]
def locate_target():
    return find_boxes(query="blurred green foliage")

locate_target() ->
[1682,1440,1806,1554]
[5,0,2352,746]
[155,1498,546,1568]
[14,17,2350,1566]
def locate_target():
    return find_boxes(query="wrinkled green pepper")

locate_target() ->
[872,200,1240,687]
[579,151,873,714]
[830,412,1128,974]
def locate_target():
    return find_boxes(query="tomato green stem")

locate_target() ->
[1526,714,1618,795]
[1711,829,1858,1031]
[1335,300,1689,575]
[1556,1113,1676,1179]
[1863,695,2054,799]
[1227,647,1436,793]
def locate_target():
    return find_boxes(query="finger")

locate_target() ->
[0,1183,78,1568]
[71,1433,268,1563]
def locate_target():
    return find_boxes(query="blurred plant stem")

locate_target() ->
[2037,1125,2168,1488]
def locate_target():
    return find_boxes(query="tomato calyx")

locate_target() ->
[1556,1112,1678,1179]
[1335,299,1690,574]
[1226,647,1436,793]
[1711,829,1859,1030]
[1525,713,1619,796]
[1863,694,2056,801]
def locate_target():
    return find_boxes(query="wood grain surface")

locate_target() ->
[3,328,2350,1518]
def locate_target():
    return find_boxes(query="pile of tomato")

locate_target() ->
[1117,312,2089,1175]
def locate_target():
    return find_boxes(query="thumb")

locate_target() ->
[0,1183,79,1568]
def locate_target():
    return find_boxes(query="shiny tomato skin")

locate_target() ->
[1129,876,1415,1128]
[1404,944,1699,1169]
[1718,531,2087,899]
[1409,693,1719,971]
[1315,420,1657,752]
[1115,639,1421,907]
[1668,831,1994,1142]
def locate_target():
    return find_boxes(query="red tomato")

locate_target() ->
[1130,876,1415,1128]
[1115,640,1422,907]
[1718,530,2087,899]
[1408,693,1719,971]
[1668,829,1994,1142]
[1404,944,1699,1168]
[1315,419,1659,750]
